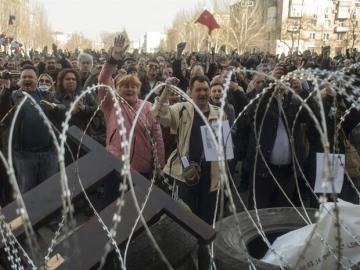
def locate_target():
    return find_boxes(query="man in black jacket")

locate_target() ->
[0,65,61,193]
[238,79,320,209]
[139,58,163,101]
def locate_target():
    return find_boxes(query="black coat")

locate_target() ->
[0,88,62,152]
[139,75,163,102]
[55,90,97,131]
[238,91,320,178]
[172,59,189,92]
[321,94,360,153]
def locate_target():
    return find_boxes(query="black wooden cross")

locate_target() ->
[2,126,216,269]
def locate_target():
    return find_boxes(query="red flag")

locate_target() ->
[195,10,220,35]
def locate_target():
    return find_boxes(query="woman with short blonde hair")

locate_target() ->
[98,37,165,181]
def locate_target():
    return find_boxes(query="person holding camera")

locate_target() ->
[0,71,20,91]
[152,74,223,270]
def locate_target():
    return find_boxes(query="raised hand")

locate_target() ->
[230,49,237,58]
[165,77,180,86]
[111,35,129,61]
[176,42,186,59]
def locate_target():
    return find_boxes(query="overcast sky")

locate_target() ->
[38,0,211,41]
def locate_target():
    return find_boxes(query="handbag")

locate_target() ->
[182,161,201,186]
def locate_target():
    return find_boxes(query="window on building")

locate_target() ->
[337,33,345,40]
[310,33,316,39]
[310,18,317,26]
[323,33,330,40]
[324,7,331,18]
[325,20,332,28]
[337,1,352,19]
[289,0,303,18]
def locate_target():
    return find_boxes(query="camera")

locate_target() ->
[0,71,11,79]
[0,71,20,79]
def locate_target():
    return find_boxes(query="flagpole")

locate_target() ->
[208,34,212,54]
[207,0,213,53]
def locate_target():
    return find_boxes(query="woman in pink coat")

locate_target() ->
[98,36,165,178]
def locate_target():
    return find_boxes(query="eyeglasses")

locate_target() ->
[149,64,159,69]
[39,79,51,83]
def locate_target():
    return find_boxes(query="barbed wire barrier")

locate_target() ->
[0,63,359,270]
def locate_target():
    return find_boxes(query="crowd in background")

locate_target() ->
[0,39,360,219]
[0,38,360,270]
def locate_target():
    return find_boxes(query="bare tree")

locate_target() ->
[279,18,301,53]
[208,15,233,53]
[0,0,54,52]
[164,7,208,52]
[164,1,269,53]
[64,32,92,51]
[31,1,54,51]
[345,9,359,50]
[280,16,317,53]
[229,1,268,53]
[165,5,234,53]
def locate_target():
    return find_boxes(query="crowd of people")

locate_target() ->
[0,35,360,269]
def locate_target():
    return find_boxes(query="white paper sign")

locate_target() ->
[200,120,234,162]
[314,153,345,194]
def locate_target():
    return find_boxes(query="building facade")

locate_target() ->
[231,0,360,55]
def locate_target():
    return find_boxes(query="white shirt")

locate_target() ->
[270,100,292,165]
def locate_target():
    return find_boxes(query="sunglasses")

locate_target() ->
[149,64,159,69]
[39,79,51,83]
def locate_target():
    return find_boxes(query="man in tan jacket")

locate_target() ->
[152,74,222,270]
